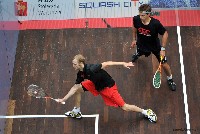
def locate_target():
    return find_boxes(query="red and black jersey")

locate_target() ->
[75,64,115,91]
[133,15,166,52]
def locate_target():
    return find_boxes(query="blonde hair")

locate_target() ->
[74,54,85,64]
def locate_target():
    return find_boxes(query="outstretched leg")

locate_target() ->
[121,103,157,123]
[121,103,143,112]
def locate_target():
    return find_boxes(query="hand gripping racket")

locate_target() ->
[27,84,65,104]
[153,56,163,88]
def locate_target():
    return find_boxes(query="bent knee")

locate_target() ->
[74,84,84,93]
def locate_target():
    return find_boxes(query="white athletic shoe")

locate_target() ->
[65,111,82,119]
[145,109,157,123]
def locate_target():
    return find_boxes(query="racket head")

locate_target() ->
[152,56,163,88]
[27,84,46,98]
[153,70,161,88]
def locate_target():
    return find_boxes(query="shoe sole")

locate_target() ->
[65,113,82,119]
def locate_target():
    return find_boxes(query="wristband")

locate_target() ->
[161,47,165,51]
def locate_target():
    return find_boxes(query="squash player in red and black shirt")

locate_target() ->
[131,4,176,91]
[57,54,157,122]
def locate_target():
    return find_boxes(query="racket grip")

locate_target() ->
[54,99,65,104]
[61,102,65,104]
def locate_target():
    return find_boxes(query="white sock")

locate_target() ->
[141,109,147,116]
[167,75,172,80]
[72,107,80,113]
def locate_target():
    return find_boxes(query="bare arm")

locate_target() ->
[160,31,168,57]
[132,26,137,41]
[161,31,168,48]
[58,84,83,102]
[131,27,137,48]
[101,61,134,69]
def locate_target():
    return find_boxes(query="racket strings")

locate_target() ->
[27,84,46,98]
[27,84,65,104]
[153,71,161,88]
[154,72,161,82]
[153,56,163,88]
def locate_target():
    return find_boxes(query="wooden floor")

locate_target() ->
[3,27,200,134]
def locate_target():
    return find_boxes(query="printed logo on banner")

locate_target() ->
[79,1,140,9]
[15,0,27,16]
[37,0,62,16]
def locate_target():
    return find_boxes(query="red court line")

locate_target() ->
[0,10,199,30]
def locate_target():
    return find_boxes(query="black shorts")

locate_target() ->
[136,47,167,64]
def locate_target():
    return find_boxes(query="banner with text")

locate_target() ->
[1,0,144,21]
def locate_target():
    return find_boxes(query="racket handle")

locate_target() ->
[54,99,65,104]
[61,101,65,104]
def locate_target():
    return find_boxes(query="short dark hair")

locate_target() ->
[139,4,152,14]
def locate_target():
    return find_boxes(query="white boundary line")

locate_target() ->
[175,10,191,134]
[0,114,99,134]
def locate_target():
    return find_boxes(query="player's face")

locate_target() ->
[139,12,149,21]
[72,59,82,70]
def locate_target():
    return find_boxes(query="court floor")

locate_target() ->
[0,26,199,134]
[0,7,200,134]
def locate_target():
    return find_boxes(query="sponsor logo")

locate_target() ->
[138,27,151,36]
[15,0,27,16]
[79,1,139,9]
